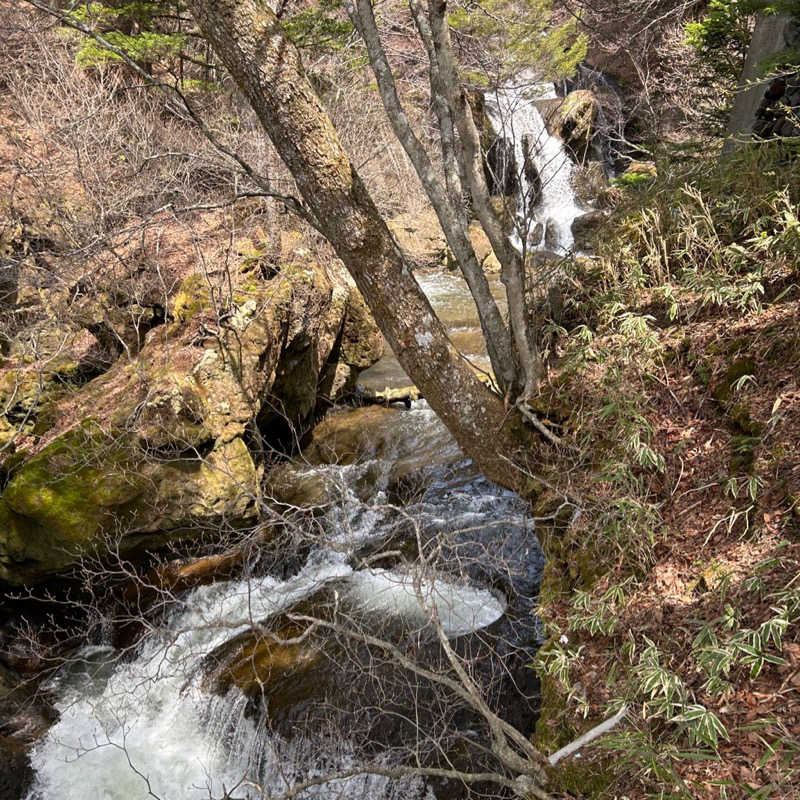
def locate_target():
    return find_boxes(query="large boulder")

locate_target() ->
[200,567,538,796]
[0,256,383,585]
[387,209,448,270]
[538,90,601,162]
[571,209,609,252]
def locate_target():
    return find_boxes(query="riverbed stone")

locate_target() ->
[302,406,402,466]
[202,567,540,790]
[468,222,501,272]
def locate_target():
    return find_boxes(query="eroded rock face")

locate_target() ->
[539,90,601,163]
[0,257,383,585]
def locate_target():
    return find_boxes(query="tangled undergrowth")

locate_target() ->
[530,144,800,798]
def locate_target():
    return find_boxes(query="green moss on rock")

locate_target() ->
[0,423,146,582]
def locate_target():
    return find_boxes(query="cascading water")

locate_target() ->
[26,540,507,799]
[26,270,544,800]
[485,77,585,254]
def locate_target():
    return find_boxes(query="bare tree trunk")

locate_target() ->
[428,0,543,400]
[348,0,519,396]
[184,0,530,490]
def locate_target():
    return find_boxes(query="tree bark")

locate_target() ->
[184,0,529,490]
[348,0,519,395]
[428,0,543,400]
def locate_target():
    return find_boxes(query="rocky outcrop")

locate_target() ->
[539,90,600,163]
[753,71,800,140]
[727,16,800,145]
[571,210,609,252]
[0,254,383,585]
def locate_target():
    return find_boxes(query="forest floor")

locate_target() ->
[533,149,800,798]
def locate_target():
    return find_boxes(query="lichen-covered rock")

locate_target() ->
[541,90,600,162]
[338,286,385,371]
[0,330,101,455]
[489,196,516,234]
[0,252,382,584]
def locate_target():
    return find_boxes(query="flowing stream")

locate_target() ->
[25,76,587,800]
[26,271,544,800]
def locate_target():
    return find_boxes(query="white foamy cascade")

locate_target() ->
[25,553,354,800]
[485,78,585,254]
[26,550,506,799]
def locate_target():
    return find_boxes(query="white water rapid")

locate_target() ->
[26,545,505,800]
[486,78,585,254]
[26,216,543,800]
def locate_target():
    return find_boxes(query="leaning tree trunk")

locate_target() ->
[184,0,530,491]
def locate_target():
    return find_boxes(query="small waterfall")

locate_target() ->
[485,78,585,254]
[25,541,508,799]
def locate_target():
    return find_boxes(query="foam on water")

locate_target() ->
[343,568,506,638]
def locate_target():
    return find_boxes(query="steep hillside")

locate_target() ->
[530,145,800,797]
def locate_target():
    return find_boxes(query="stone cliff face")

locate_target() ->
[0,243,383,585]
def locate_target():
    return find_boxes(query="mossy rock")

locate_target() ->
[712,357,756,406]
[532,667,616,795]
[0,423,146,583]
[134,436,259,533]
[0,428,258,584]
[1,254,380,583]
[0,356,85,452]
[552,90,600,162]
[171,273,214,324]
